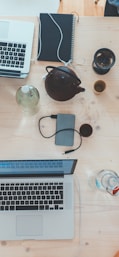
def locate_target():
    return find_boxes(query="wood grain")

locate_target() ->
[59,0,106,16]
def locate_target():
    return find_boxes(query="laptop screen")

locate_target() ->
[0,159,77,177]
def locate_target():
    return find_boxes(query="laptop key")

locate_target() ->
[0,206,4,211]
[45,205,49,210]
[54,200,63,205]
[0,42,7,46]
[10,206,15,210]
[39,206,44,210]
[16,205,38,211]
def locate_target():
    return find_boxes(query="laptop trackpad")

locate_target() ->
[16,215,43,236]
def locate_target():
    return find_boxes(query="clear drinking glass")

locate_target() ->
[95,169,119,195]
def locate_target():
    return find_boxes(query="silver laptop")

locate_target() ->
[0,159,77,240]
[0,20,34,78]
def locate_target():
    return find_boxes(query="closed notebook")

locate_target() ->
[37,13,75,62]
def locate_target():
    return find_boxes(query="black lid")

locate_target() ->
[80,124,93,137]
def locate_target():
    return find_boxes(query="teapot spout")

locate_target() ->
[79,87,85,92]
[76,86,85,94]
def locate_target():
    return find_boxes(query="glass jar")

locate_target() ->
[16,85,40,115]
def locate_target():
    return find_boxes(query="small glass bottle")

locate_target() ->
[16,85,40,115]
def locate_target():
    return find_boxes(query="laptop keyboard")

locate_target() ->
[0,181,64,211]
[0,42,26,69]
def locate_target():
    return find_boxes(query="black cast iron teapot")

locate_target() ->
[45,66,85,101]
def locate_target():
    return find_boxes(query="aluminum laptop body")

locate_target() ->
[0,20,34,78]
[0,159,77,240]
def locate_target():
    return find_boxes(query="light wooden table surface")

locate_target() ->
[0,16,119,257]
[60,0,106,16]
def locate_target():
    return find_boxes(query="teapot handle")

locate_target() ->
[46,66,81,84]
[46,66,56,73]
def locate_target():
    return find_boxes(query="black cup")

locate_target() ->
[94,80,106,94]
[92,48,116,75]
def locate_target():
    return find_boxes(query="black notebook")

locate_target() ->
[37,13,75,62]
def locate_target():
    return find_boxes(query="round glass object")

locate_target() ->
[16,85,40,114]
[95,169,119,195]
[92,48,116,75]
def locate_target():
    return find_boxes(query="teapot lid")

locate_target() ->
[46,66,81,84]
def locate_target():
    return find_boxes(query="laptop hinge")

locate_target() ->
[0,69,21,78]
[0,174,64,178]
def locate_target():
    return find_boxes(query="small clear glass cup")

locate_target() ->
[95,169,119,195]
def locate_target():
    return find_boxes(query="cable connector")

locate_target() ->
[50,115,57,119]
[64,149,75,154]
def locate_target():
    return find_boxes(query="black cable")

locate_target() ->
[38,115,82,154]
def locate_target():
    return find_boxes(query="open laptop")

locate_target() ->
[0,19,34,78]
[0,0,60,16]
[0,159,77,240]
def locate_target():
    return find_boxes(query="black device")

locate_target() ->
[38,115,93,154]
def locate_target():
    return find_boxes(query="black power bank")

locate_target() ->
[55,114,75,146]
